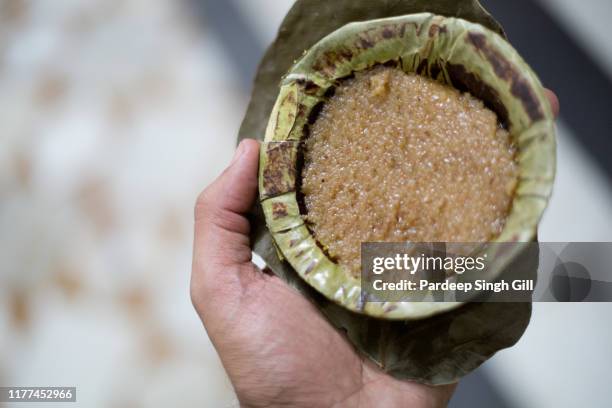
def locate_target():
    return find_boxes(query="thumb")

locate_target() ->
[192,139,260,292]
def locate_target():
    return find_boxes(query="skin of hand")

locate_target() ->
[191,92,559,408]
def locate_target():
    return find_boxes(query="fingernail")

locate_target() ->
[230,141,247,165]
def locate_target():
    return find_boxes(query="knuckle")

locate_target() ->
[189,279,203,311]
[190,269,212,314]
[194,188,213,221]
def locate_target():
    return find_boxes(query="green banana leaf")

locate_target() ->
[238,0,540,385]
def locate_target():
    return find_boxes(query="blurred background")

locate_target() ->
[0,0,611,407]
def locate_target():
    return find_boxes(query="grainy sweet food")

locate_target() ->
[302,66,518,275]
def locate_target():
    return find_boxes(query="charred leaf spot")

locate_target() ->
[312,48,353,76]
[272,202,288,219]
[358,36,374,49]
[322,50,347,66]
[296,103,308,122]
[511,81,544,122]
[382,26,395,39]
[284,90,296,105]
[304,260,317,275]
[289,238,299,248]
[430,61,441,79]
[313,48,354,76]
[467,32,487,49]
[385,304,398,312]
[429,24,440,37]
[324,85,337,99]
[274,91,296,133]
[340,49,353,60]
[311,62,326,76]
[263,142,296,197]
[417,59,429,75]
[312,60,330,76]
[446,62,510,128]
[416,59,442,78]
[274,109,283,133]
[382,60,399,69]
[428,24,447,37]
[296,79,321,96]
[467,32,544,121]
[307,102,325,125]
[301,124,311,141]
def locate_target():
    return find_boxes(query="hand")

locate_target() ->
[191,140,455,407]
[191,91,559,408]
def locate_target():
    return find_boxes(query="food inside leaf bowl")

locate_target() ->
[258,13,555,320]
